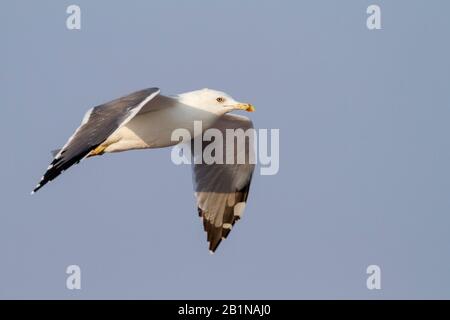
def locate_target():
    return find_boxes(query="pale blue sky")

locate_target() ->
[1,0,450,299]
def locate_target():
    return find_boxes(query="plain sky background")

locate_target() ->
[1,0,450,299]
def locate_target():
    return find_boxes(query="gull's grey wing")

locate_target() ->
[192,114,255,252]
[32,87,160,193]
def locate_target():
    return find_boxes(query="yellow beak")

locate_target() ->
[236,103,255,112]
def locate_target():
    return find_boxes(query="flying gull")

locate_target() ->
[32,87,255,252]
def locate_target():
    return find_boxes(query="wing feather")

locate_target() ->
[192,114,255,252]
[32,87,160,193]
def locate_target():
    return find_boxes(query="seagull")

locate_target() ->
[32,87,256,253]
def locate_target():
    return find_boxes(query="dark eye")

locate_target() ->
[216,97,225,103]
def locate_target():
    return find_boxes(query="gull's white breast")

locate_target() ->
[103,100,220,153]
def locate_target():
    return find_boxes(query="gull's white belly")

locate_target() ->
[103,105,219,153]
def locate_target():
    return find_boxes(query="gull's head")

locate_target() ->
[177,88,255,115]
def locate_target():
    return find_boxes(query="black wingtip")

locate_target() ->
[31,183,43,195]
[209,238,222,253]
